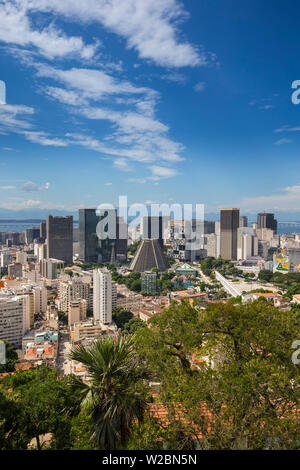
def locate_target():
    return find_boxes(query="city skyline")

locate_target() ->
[1,1,300,217]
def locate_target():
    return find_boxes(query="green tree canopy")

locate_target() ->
[134,300,300,449]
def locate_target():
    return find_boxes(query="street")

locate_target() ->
[57,330,72,375]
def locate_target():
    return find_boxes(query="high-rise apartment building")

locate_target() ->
[0,295,24,348]
[93,269,115,324]
[58,278,91,313]
[220,208,240,260]
[0,251,12,267]
[46,215,73,264]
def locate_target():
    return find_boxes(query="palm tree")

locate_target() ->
[69,335,149,450]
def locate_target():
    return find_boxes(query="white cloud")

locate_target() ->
[148,165,179,178]
[0,1,98,60]
[0,185,16,190]
[113,158,132,171]
[23,0,211,67]
[259,105,273,110]
[21,181,51,192]
[161,72,187,84]
[240,185,300,212]
[0,199,65,210]
[274,138,293,146]
[194,81,206,92]
[274,125,300,133]
[37,65,152,100]
[0,104,34,133]
[35,63,186,175]
[104,182,112,186]
[23,131,68,147]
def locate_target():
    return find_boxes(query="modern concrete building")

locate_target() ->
[40,258,64,280]
[141,216,165,248]
[16,251,27,265]
[68,299,87,327]
[58,278,91,313]
[239,216,248,228]
[0,295,24,348]
[8,263,23,279]
[40,222,46,239]
[0,251,12,268]
[46,215,73,264]
[220,208,240,260]
[237,227,258,260]
[93,269,115,324]
[141,271,157,294]
[79,209,127,263]
[25,227,40,244]
[257,213,277,234]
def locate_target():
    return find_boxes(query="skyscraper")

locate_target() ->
[220,208,240,260]
[79,209,101,263]
[141,216,164,248]
[257,213,277,234]
[239,216,248,228]
[25,227,40,244]
[46,215,73,264]
[79,209,127,263]
[93,269,114,324]
[40,221,46,239]
[237,227,258,260]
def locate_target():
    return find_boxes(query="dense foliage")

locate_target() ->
[1,299,299,450]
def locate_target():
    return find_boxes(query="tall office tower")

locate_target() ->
[93,269,113,324]
[257,213,277,234]
[46,215,73,264]
[79,209,127,263]
[6,232,21,246]
[40,222,46,239]
[141,216,164,248]
[79,209,100,263]
[116,216,128,262]
[239,216,248,228]
[25,227,40,244]
[220,208,240,260]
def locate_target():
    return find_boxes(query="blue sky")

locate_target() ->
[0,0,300,219]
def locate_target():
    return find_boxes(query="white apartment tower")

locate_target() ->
[0,295,24,348]
[93,269,113,325]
